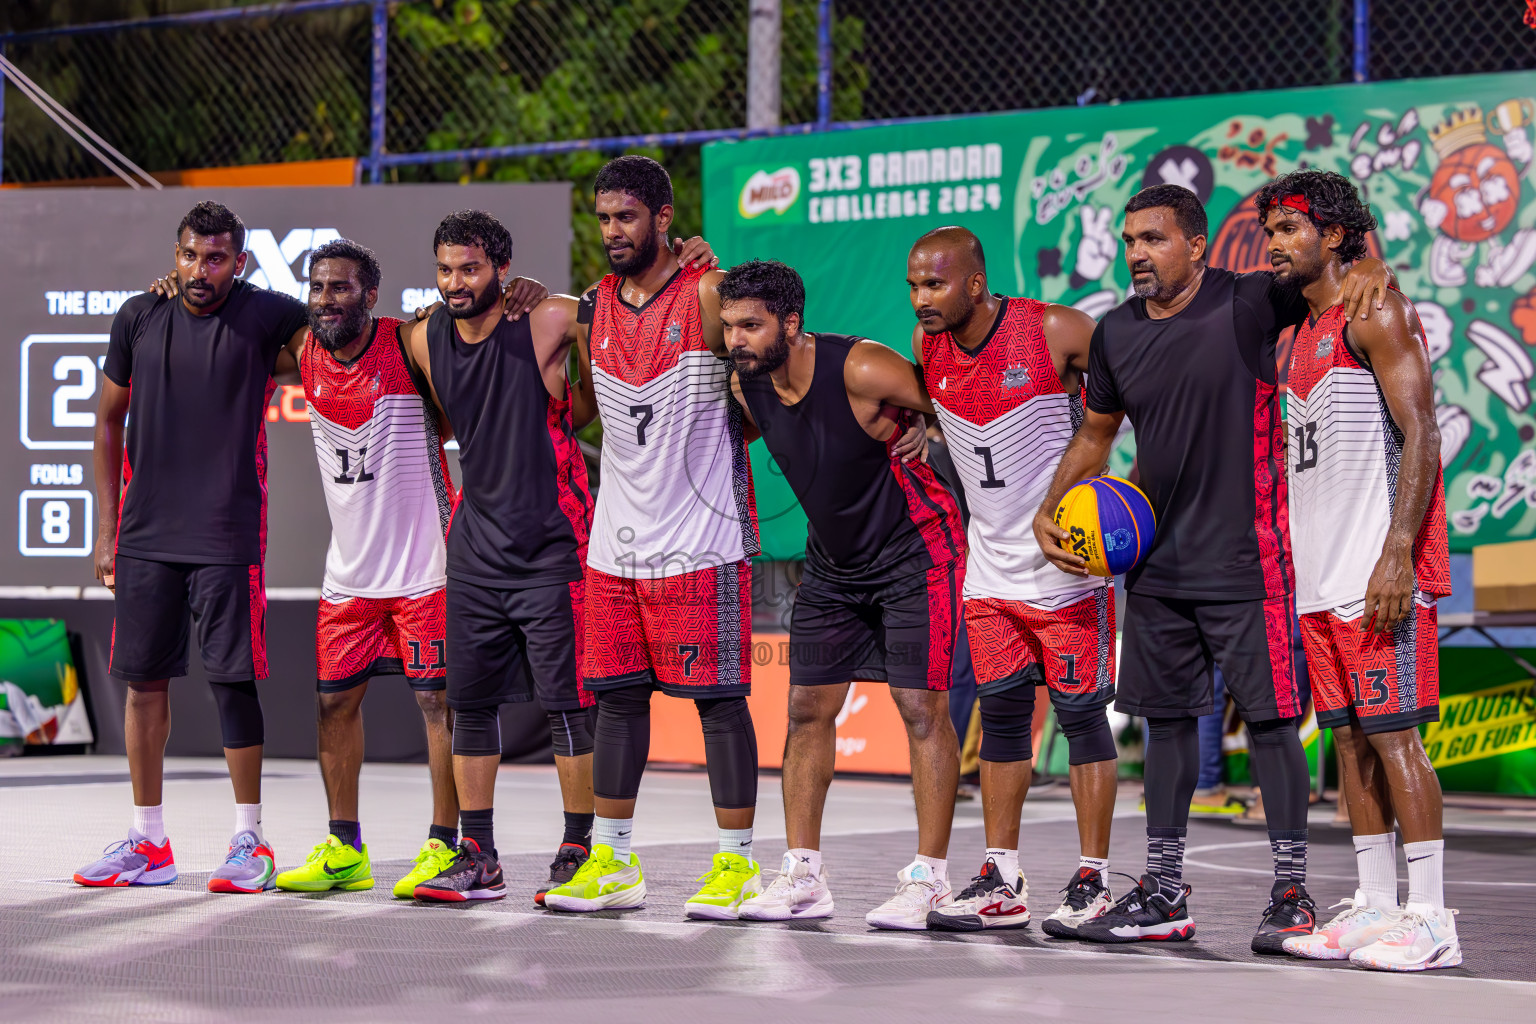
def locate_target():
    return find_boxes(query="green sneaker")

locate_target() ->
[542,843,646,912]
[392,837,459,898]
[684,851,762,920]
[273,835,374,892]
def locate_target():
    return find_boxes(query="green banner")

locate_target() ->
[0,619,92,750]
[704,72,1536,559]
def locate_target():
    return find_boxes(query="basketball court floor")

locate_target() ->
[1,757,1531,1022]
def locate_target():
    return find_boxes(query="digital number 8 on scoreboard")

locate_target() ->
[19,490,93,557]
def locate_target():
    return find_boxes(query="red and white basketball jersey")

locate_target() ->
[301,317,454,599]
[1286,303,1450,616]
[587,266,758,579]
[924,297,1107,605]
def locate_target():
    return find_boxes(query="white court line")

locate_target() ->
[15,875,1533,991]
[1186,839,1536,887]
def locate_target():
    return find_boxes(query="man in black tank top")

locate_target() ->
[391,211,599,904]
[719,261,969,930]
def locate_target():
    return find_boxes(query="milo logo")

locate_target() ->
[739,167,802,219]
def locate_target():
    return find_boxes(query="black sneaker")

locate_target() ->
[1075,873,1195,943]
[535,842,590,906]
[413,838,506,902]
[1042,866,1112,938]
[1252,878,1317,954]
[927,860,1030,931]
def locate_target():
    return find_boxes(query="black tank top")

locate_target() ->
[426,308,590,589]
[738,333,934,580]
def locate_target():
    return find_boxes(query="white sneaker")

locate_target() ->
[865,861,952,930]
[927,860,1029,931]
[1041,866,1113,939]
[1349,904,1462,971]
[739,854,834,921]
[1283,891,1399,960]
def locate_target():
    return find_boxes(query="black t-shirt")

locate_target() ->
[104,281,307,564]
[1086,267,1306,600]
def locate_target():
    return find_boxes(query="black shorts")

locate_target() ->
[1118,591,1299,722]
[445,577,591,712]
[788,560,961,691]
[109,554,267,683]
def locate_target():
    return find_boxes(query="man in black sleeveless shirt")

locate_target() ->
[392,211,598,903]
[720,261,969,930]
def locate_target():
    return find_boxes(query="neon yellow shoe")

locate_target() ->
[273,835,374,892]
[684,851,762,920]
[392,837,459,899]
[542,843,646,912]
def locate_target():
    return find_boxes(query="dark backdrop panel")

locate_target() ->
[0,599,552,763]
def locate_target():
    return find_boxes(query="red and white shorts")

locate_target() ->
[316,588,447,692]
[585,560,751,697]
[964,588,1116,708]
[1301,598,1439,735]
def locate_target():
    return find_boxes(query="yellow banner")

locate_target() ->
[1422,680,1536,768]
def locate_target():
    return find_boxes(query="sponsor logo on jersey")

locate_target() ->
[739,167,801,218]
[1002,365,1030,388]
[668,322,682,346]
[1315,333,1334,358]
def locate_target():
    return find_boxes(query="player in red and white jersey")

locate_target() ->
[263,239,464,897]
[909,226,1121,936]
[554,155,765,917]
[1259,170,1458,971]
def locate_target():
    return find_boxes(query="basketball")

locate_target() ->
[1053,475,1156,577]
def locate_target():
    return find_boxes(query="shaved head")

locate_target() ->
[908,226,991,338]
[910,225,986,276]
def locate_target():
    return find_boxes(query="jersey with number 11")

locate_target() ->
[584,266,758,579]
[923,296,1106,605]
[301,316,454,600]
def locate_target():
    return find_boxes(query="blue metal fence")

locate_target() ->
[0,0,1529,186]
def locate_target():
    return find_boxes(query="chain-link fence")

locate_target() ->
[4,0,1536,186]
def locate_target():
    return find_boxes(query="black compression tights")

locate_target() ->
[1143,716,1200,830]
[593,687,756,808]
[1246,716,1310,832]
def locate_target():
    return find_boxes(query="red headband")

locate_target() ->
[1271,193,1310,215]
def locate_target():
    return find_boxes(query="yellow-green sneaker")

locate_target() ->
[392,837,459,898]
[684,851,762,920]
[542,843,646,912]
[273,835,374,892]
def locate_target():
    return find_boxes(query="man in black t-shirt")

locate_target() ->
[74,202,309,896]
[1031,184,1393,952]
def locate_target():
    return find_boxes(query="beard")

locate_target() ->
[444,279,503,320]
[308,303,372,353]
[179,273,229,309]
[731,323,791,381]
[606,226,661,276]
[1270,246,1323,298]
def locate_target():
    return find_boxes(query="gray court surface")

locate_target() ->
[1,757,1532,1023]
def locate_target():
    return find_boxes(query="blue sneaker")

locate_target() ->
[208,830,276,893]
[73,830,178,887]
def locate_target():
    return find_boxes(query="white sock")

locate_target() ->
[985,848,1021,885]
[720,827,753,862]
[914,854,948,884]
[1404,839,1445,911]
[1353,832,1398,909]
[132,804,165,845]
[594,815,633,861]
[1079,855,1110,877]
[784,848,821,876]
[234,803,263,842]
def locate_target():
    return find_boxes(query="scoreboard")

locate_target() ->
[1,184,572,589]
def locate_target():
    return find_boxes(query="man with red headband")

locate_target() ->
[1033,183,1395,953]
[1257,169,1458,972]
